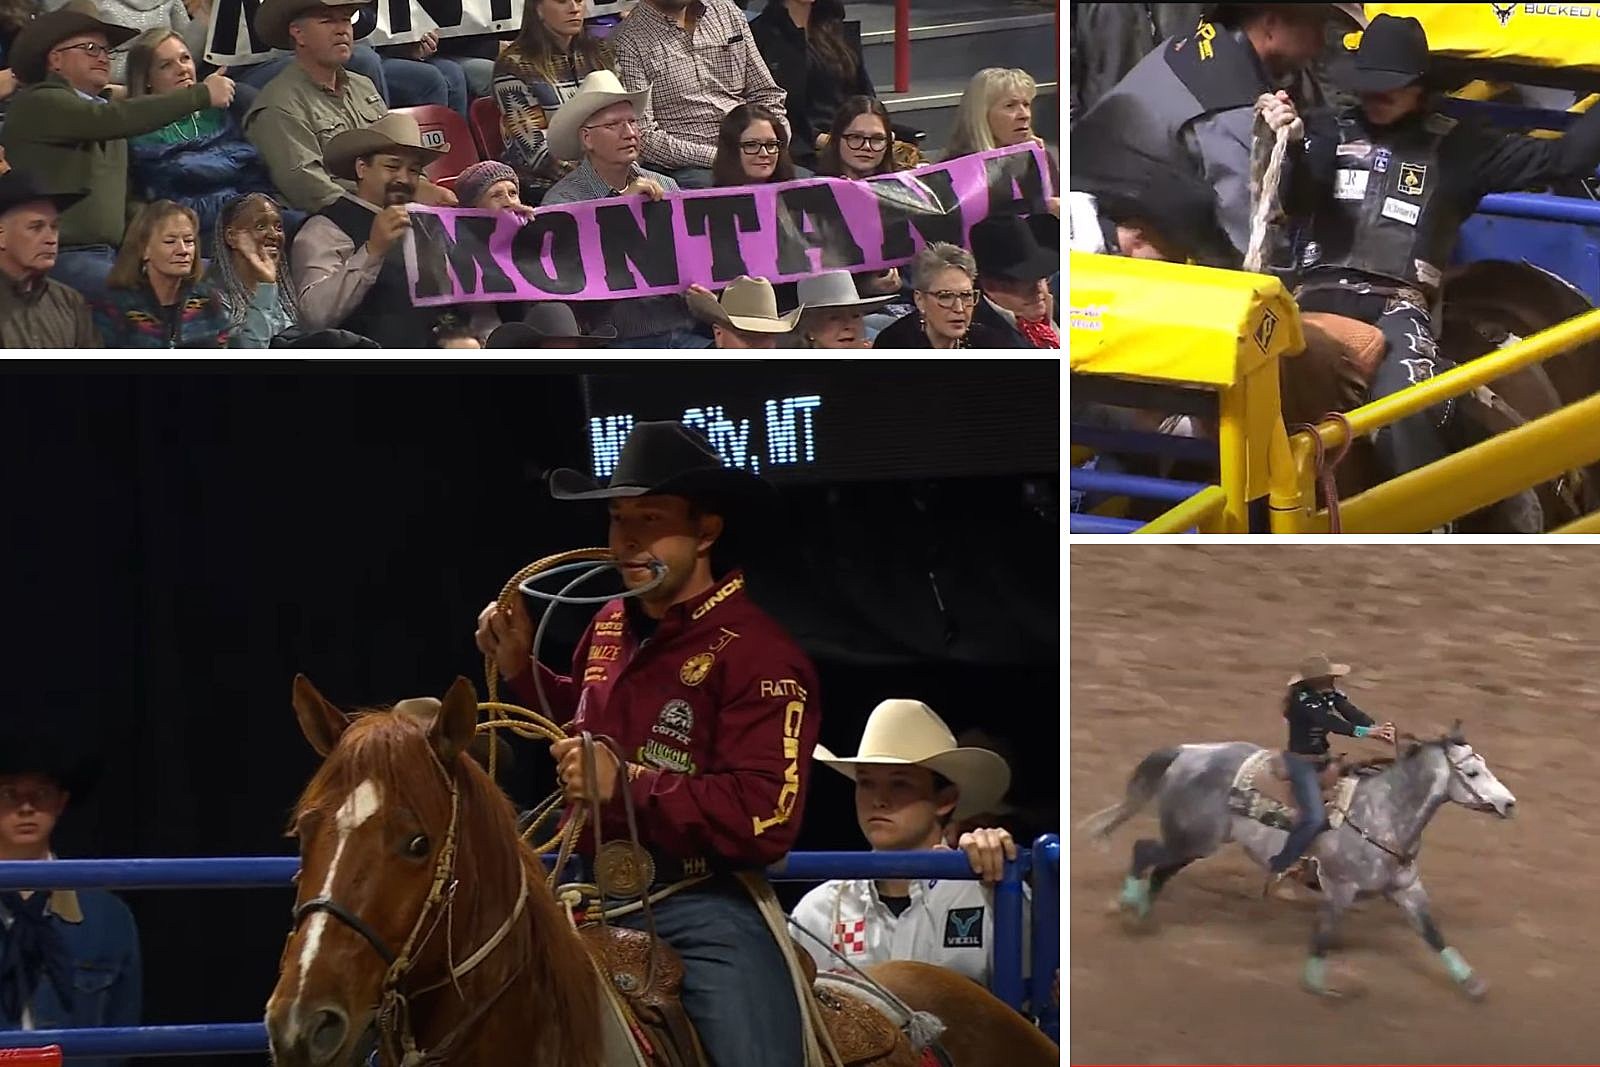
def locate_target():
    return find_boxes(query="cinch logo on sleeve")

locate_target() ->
[752,698,805,836]
[944,906,984,949]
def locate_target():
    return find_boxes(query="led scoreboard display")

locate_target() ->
[578,362,1058,484]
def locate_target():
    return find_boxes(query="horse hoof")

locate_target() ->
[1116,899,1153,932]
[1462,975,1490,1000]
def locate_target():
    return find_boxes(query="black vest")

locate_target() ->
[316,196,437,347]
[1303,109,1458,294]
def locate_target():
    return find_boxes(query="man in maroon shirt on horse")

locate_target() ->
[475,420,819,1067]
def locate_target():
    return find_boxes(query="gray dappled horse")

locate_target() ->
[1081,722,1516,998]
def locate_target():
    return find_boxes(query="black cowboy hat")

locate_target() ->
[546,420,775,517]
[0,170,87,216]
[970,213,1057,283]
[1342,13,1430,94]
[8,0,138,84]
[486,304,618,349]
[0,727,102,803]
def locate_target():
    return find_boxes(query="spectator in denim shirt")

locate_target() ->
[0,730,140,1067]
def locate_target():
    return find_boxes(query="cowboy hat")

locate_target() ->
[0,170,87,216]
[0,726,103,803]
[970,213,1057,283]
[686,276,804,334]
[486,303,618,348]
[815,700,1011,820]
[1287,653,1352,686]
[793,269,896,314]
[8,0,137,84]
[547,70,649,163]
[1341,13,1430,94]
[546,420,774,512]
[254,0,376,53]
[323,112,447,181]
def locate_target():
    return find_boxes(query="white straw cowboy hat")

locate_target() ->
[548,70,650,163]
[794,269,897,314]
[254,0,375,53]
[686,276,804,334]
[815,700,1011,820]
[1287,652,1352,686]
[323,113,447,181]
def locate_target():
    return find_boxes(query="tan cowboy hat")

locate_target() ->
[254,0,375,53]
[686,276,804,334]
[1287,652,1352,686]
[9,0,137,85]
[815,700,1011,820]
[324,113,447,180]
[547,70,649,163]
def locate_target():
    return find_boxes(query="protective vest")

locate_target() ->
[1303,109,1460,294]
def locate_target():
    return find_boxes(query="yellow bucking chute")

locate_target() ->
[1364,3,1600,71]
[1067,251,1305,388]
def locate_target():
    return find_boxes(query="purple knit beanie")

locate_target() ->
[456,161,519,208]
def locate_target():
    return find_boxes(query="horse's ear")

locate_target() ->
[1403,740,1423,760]
[1448,718,1466,744]
[431,676,479,765]
[292,674,349,758]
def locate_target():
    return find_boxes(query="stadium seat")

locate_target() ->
[391,105,481,184]
[470,95,505,160]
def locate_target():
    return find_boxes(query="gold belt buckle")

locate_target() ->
[594,841,655,900]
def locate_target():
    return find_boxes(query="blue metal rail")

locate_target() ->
[1070,514,1147,533]
[1069,467,1211,503]
[0,841,1061,1058]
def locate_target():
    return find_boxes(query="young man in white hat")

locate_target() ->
[291,112,491,345]
[686,275,803,349]
[789,269,895,349]
[790,699,1026,988]
[541,69,707,348]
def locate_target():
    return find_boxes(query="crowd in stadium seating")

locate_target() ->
[0,0,1060,348]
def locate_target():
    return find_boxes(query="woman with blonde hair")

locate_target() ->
[93,200,229,347]
[125,28,275,243]
[492,0,614,202]
[944,67,1047,159]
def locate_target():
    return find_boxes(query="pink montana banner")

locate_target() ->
[401,142,1056,306]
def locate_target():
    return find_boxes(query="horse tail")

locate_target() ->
[1079,746,1181,841]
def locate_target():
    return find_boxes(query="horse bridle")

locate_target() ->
[287,754,529,1067]
[1342,743,1496,865]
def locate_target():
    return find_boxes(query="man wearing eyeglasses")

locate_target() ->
[0,724,140,1067]
[0,0,234,305]
[541,70,710,348]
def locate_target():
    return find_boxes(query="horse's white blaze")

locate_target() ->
[288,779,382,1023]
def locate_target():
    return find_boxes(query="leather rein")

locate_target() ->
[288,752,531,1067]
[1339,743,1494,866]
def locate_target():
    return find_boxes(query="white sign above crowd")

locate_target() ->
[203,0,632,67]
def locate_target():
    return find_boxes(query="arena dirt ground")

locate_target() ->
[1069,545,1600,1064]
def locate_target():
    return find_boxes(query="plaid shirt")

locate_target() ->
[611,0,787,170]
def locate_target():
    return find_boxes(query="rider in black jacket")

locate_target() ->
[1271,653,1396,880]
[1277,14,1600,528]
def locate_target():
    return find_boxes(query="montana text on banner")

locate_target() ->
[399,141,1056,307]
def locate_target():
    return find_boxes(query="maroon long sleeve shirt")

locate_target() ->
[511,571,822,868]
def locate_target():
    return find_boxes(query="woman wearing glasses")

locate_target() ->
[751,0,874,169]
[872,243,1006,349]
[711,102,797,186]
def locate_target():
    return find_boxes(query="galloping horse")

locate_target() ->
[265,675,1056,1067]
[1082,723,1516,999]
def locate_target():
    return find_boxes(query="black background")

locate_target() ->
[0,361,1060,1066]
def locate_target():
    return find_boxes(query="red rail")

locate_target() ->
[0,1049,62,1067]
[894,0,911,93]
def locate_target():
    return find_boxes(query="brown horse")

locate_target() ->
[268,676,1049,1067]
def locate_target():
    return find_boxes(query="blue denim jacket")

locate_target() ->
[0,888,142,1067]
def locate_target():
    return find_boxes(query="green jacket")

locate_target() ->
[0,76,211,248]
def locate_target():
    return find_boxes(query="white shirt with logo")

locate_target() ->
[790,874,1031,990]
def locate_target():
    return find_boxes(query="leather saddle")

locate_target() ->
[1229,750,1391,832]
[578,923,907,1067]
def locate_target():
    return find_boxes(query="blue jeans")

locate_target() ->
[1270,752,1328,873]
[51,245,118,306]
[614,877,804,1067]
[383,56,468,115]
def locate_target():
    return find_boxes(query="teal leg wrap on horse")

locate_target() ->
[1441,947,1474,983]
[1120,875,1150,914]
[1303,957,1326,991]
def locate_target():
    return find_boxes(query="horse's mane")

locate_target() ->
[294,708,602,1067]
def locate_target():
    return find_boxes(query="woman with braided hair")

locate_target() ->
[209,193,300,348]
